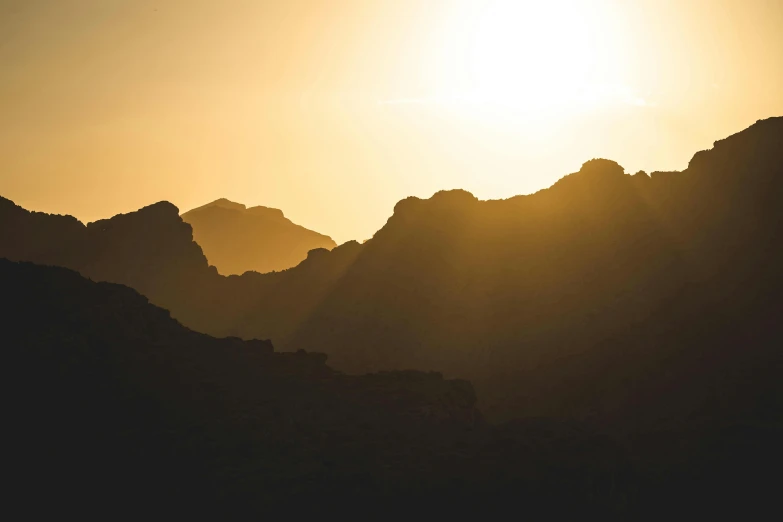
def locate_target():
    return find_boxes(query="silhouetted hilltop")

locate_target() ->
[181,198,336,275]
[2,119,781,430]
[0,197,223,326]
[0,196,85,266]
[4,259,635,516]
[81,201,215,292]
[194,117,783,447]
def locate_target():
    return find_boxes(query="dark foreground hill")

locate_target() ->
[5,259,781,517]
[4,259,637,517]
[181,198,336,275]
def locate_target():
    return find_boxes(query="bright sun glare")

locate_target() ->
[471,1,593,104]
[418,0,642,113]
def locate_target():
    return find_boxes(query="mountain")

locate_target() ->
[181,198,336,275]
[3,259,633,517]
[2,118,781,430]
[2,117,781,514]
[0,197,227,329]
[202,117,783,424]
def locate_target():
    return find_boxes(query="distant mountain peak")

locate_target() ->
[246,205,285,220]
[187,198,247,213]
[182,199,286,219]
[181,198,336,275]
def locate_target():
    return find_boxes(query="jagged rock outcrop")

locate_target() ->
[181,198,336,275]
[0,198,221,330]
[0,196,85,266]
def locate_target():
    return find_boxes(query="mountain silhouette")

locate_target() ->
[2,117,781,429]
[0,197,220,326]
[181,198,336,275]
[194,117,783,428]
[2,117,781,515]
[4,259,635,517]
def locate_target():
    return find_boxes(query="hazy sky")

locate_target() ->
[2,0,782,243]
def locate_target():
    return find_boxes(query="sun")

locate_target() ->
[424,0,633,113]
[469,1,594,107]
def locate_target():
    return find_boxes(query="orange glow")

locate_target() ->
[1,0,782,243]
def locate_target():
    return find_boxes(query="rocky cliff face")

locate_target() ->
[0,196,85,266]
[81,201,215,294]
[0,198,220,325]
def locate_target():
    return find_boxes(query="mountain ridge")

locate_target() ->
[1,117,781,427]
[2,117,781,513]
[181,198,336,275]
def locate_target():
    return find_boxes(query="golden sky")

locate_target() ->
[2,0,782,243]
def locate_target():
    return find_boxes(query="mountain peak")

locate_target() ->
[541,158,629,197]
[577,158,625,178]
[686,116,783,176]
[393,189,478,216]
[181,198,336,275]
[182,199,286,220]
[140,200,181,217]
[184,198,247,215]
[246,205,285,220]
[87,201,181,229]
[430,188,478,204]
